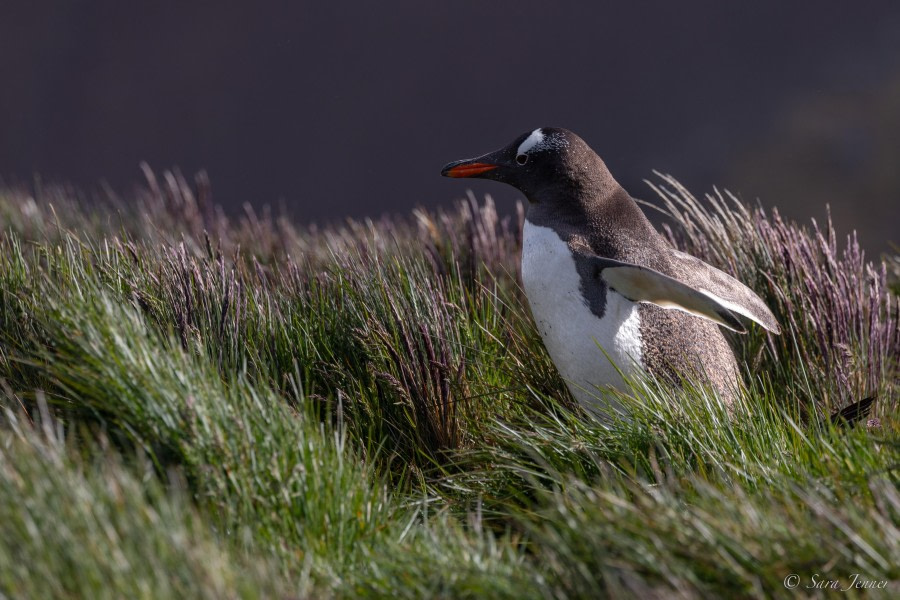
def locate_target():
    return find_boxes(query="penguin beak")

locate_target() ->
[440,158,499,178]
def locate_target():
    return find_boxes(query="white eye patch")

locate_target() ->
[517,129,545,154]
[516,128,569,155]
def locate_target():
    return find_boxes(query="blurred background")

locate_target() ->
[2,1,898,254]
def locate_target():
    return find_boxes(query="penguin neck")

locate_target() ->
[524,159,659,254]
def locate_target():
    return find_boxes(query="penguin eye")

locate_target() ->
[516,153,529,165]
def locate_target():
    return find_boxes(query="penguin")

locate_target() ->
[441,127,781,416]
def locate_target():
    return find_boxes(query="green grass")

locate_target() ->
[0,172,897,598]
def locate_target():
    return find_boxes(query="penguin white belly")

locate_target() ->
[521,220,644,413]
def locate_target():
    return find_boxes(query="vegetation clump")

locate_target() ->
[0,170,896,598]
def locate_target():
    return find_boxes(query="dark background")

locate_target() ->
[2,1,899,253]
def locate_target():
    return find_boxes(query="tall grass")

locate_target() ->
[645,174,897,413]
[0,170,896,598]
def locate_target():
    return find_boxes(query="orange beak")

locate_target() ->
[441,161,499,178]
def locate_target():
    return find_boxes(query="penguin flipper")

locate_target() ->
[582,254,748,333]
[668,250,782,334]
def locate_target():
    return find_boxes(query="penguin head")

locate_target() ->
[441,127,605,202]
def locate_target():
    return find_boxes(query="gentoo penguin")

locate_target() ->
[441,127,781,415]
